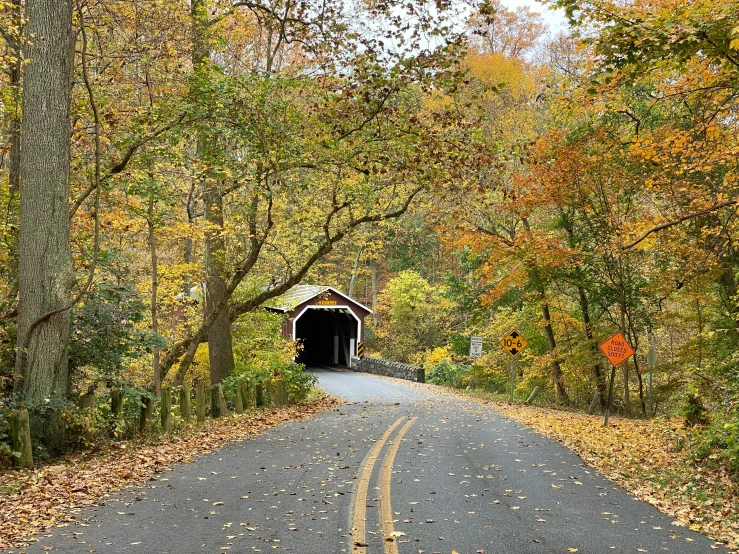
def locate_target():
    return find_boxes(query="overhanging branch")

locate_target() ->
[621,199,737,250]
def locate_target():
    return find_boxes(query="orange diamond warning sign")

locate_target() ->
[599,333,634,367]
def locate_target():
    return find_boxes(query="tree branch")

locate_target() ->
[68,112,188,219]
[621,199,737,250]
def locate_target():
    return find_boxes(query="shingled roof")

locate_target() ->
[263,284,372,313]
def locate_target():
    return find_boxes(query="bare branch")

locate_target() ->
[621,199,737,250]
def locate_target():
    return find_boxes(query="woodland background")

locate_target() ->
[0,0,737,481]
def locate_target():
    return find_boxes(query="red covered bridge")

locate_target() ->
[263,285,371,367]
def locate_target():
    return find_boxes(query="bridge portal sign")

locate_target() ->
[500,329,528,358]
[469,336,483,358]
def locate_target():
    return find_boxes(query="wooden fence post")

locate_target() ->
[111,390,124,434]
[241,382,252,410]
[210,384,228,418]
[525,385,541,406]
[195,382,206,423]
[274,379,287,406]
[587,390,600,415]
[10,409,33,469]
[160,387,172,432]
[179,385,191,423]
[256,383,264,407]
[80,390,95,443]
[139,395,152,433]
[234,383,244,414]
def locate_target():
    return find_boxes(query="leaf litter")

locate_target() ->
[0,392,340,549]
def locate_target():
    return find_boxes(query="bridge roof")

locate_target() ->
[263,284,372,314]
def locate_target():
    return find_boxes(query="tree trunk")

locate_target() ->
[193,0,235,387]
[619,282,631,415]
[148,198,161,393]
[371,260,378,325]
[541,299,568,401]
[15,0,75,456]
[204,184,235,385]
[577,286,607,407]
[183,183,197,296]
[349,246,363,297]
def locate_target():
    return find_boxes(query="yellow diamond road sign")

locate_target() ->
[500,329,528,358]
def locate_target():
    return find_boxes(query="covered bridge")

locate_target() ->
[263,285,371,367]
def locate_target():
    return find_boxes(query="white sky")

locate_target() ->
[498,0,569,33]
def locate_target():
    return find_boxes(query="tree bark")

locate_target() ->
[147,198,161,393]
[577,286,607,407]
[349,246,363,297]
[15,0,75,454]
[541,299,568,402]
[371,260,378,325]
[204,184,235,385]
[193,0,235,387]
[4,0,22,293]
[618,278,631,415]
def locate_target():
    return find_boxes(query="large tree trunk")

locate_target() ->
[204,183,235,385]
[192,0,235,386]
[15,0,75,454]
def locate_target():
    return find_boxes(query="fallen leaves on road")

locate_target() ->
[0,392,340,549]
[490,402,739,551]
[369,374,739,551]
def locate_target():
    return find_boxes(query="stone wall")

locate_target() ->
[354,356,425,383]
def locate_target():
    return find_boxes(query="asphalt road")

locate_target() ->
[13,368,728,554]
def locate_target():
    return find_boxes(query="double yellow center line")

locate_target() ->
[351,416,417,554]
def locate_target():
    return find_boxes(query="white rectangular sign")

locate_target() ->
[469,336,483,358]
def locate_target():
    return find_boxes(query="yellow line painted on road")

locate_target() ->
[380,417,417,554]
[350,416,406,554]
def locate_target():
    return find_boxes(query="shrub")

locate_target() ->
[426,360,472,387]
[682,390,708,427]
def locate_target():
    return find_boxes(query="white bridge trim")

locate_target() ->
[292,305,362,359]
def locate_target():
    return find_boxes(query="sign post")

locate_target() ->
[500,330,528,403]
[647,346,656,418]
[469,337,483,389]
[599,332,635,427]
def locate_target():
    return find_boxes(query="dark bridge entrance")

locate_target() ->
[263,285,371,367]
[294,308,358,366]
